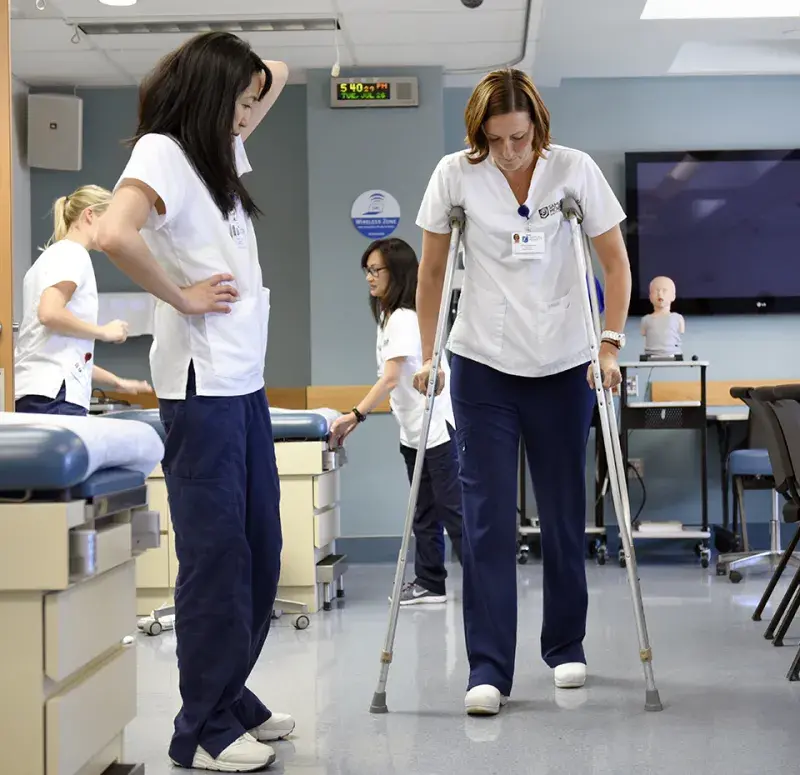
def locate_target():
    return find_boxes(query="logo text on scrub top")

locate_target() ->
[538,199,564,219]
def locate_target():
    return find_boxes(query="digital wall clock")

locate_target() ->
[330,76,419,108]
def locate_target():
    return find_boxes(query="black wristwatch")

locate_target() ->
[352,407,367,423]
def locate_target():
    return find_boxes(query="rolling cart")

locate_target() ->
[617,360,711,568]
[517,407,609,565]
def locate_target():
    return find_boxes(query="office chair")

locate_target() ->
[716,386,794,583]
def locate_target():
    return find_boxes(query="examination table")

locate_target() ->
[108,406,349,626]
[0,412,164,775]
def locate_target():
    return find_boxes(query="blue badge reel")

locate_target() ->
[351,190,401,239]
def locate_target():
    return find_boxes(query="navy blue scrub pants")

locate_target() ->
[159,365,282,767]
[15,381,87,416]
[399,425,464,596]
[450,354,595,697]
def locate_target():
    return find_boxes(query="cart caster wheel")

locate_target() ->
[701,557,709,569]
[729,570,743,584]
[271,609,283,620]
[293,615,310,631]
[716,564,727,577]
[146,620,162,637]
[597,546,607,566]
[517,547,530,565]
[337,589,345,599]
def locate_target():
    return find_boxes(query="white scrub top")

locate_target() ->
[377,308,455,450]
[416,144,626,379]
[116,133,269,400]
[14,239,98,409]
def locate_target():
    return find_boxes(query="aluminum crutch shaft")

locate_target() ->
[562,196,663,713]
[370,205,466,714]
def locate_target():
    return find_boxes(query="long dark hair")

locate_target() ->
[129,32,272,219]
[360,237,419,325]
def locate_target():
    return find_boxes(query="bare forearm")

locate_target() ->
[602,262,631,335]
[356,375,397,416]
[417,268,445,362]
[40,308,103,341]
[92,365,120,389]
[100,229,185,311]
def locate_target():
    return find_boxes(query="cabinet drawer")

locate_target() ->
[46,645,137,775]
[313,472,339,511]
[314,507,340,549]
[135,541,170,589]
[45,561,136,683]
[70,523,132,579]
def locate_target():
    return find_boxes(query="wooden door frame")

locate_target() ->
[0,0,12,411]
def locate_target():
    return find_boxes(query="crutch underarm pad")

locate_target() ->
[772,384,800,402]
[783,501,800,524]
[449,206,465,229]
[561,196,583,222]
[753,386,778,402]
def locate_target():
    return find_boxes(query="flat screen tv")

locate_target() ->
[624,149,800,316]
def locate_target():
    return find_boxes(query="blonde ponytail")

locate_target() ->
[43,184,113,249]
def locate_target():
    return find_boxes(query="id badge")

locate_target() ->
[511,231,545,259]
[228,201,249,250]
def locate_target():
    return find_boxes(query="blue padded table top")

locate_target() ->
[108,407,331,442]
[0,423,145,498]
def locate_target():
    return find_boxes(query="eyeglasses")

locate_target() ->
[364,266,387,278]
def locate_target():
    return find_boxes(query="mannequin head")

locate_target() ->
[649,276,676,313]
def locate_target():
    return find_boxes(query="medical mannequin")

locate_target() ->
[415,68,630,717]
[15,185,152,415]
[96,33,291,773]
[641,276,684,358]
[330,237,463,605]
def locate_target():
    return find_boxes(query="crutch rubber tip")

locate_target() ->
[369,692,388,714]
[645,689,663,712]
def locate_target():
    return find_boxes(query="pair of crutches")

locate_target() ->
[370,198,663,715]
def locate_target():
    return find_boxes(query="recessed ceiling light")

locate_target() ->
[98,0,138,6]
[641,0,800,19]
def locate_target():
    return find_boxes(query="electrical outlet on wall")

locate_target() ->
[628,458,644,479]
[626,374,639,398]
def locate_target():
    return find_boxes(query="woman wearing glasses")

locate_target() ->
[330,237,463,606]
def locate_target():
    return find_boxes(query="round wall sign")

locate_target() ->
[351,190,401,239]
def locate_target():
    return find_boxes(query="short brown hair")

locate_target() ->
[463,68,551,165]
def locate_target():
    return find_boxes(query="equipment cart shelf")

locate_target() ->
[617,360,711,568]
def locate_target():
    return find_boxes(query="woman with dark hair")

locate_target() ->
[329,237,463,605]
[96,32,290,772]
[415,68,631,716]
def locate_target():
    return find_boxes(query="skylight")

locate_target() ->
[641,0,800,19]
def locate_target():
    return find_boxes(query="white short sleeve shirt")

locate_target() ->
[416,145,626,378]
[377,308,455,450]
[14,239,98,409]
[115,133,269,399]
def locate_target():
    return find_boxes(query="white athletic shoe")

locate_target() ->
[554,662,587,689]
[174,733,276,771]
[249,712,296,742]
[464,685,508,716]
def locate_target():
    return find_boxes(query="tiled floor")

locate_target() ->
[126,561,800,774]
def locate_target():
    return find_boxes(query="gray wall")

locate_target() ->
[306,66,445,540]
[448,76,800,526]
[28,86,311,388]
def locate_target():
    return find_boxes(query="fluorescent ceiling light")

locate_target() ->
[641,0,800,19]
[99,0,138,6]
[78,17,339,35]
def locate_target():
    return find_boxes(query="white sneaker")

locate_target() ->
[174,733,276,771]
[249,712,296,742]
[554,662,587,689]
[464,685,508,716]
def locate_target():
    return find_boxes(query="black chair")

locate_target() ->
[716,387,791,583]
[754,385,800,679]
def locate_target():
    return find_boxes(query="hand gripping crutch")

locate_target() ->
[369,205,466,714]
[562,195,663,713]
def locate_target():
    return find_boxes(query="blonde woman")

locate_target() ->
[15,185,152,416]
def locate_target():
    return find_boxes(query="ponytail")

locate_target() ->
[42,184,113,249]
